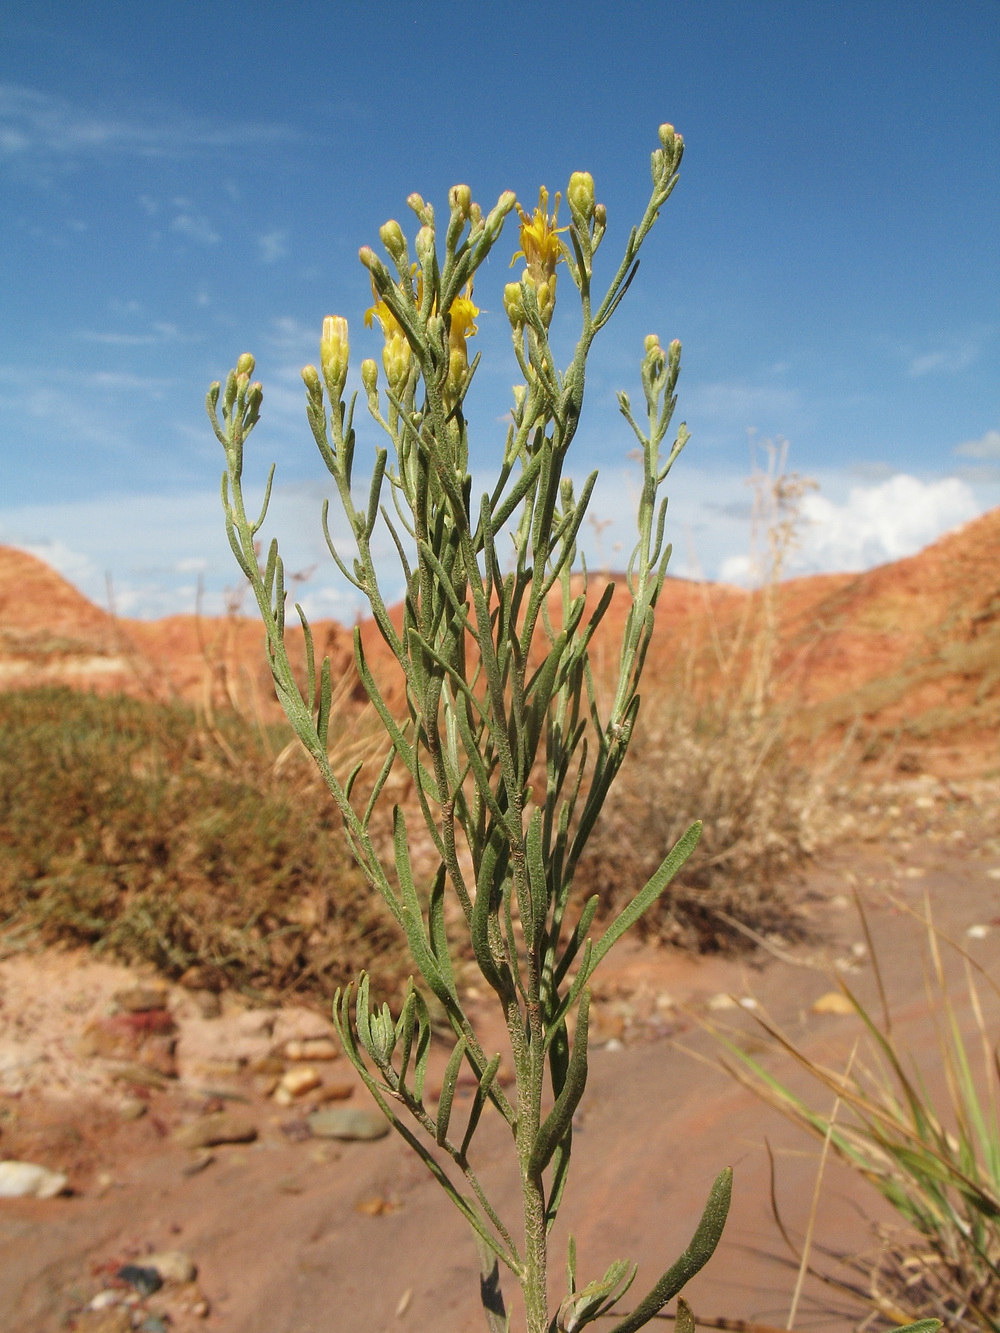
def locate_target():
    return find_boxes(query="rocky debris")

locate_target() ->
[115,1264,163,1298]
[144,1250,197,1284]
[150,1281,211,1320]
[270,1007,339,1050]
[73,1308,132,1333]
[283,1036,339,1061]
[173,1111,257,1150]
[811,990,855,1015]
[0,1159,69,1197]
[306,1107,389,1141]
[310,1080,355,1103]
[180,1149,215,1176]
[78,1011,178,1078]
[175,1007,277,1076]
[111,987,168,1014]
[278,1118,312,1143]
[273,1066,323,1105]
[0,1040,47,1096]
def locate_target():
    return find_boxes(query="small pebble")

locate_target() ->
[0,1160,68,1198]
[180,1150,215,1176]
[145,1249,197,1284]
[115,1264,163,1297]
[811,991,855,1016]
[273,1066,323,1105]
[284,1038,339,1062]
[306,1107,389,1141]
[174,1111,257,1149]
[88,1290,121,1311]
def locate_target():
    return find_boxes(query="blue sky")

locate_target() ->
[2,0,998,619]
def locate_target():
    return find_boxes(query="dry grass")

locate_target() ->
[706,895,1000,1331]
[576,446,840,951]
[0,687,408,1002]
[574,692,832,951]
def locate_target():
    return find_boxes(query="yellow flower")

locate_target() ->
[365,273,414,390]
[447,284,479,356]
[364,285,406,341]
[444,284,479,404]
[511,187,568,285]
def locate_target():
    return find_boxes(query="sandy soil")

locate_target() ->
[1,777,998,1333]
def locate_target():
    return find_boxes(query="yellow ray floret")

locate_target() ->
[511,187,568,284]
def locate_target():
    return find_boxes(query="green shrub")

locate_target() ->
[0,687,406,999]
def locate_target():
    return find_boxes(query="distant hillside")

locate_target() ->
[1,506,997,773]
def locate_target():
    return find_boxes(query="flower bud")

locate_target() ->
[301,363,322,398]
[658,123,676,153]
[379,220,407,263]
[512,384,526,415]
[320,315,349,400]
[361,358,378,395]
[644,337,666,379]
[567,171,595,223]
[668,338,682,368]
[497,190,517,215]
[236,352,256,377]
[445,346,467,403]
[536,276,556,326]
[358,246,377,270]
[449,184,472,219]
[415,225,436,284]
[382,331,411,392]
[408,193,434,226]
[503,281,526,326]
[594,203,607,229]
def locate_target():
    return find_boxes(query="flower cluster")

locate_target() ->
[509,186,567,327]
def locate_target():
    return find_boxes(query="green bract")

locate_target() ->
[208,124,736,1333]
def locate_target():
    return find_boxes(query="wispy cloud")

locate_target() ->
[0,487,362,620]
[0,83,299,179]
[169,210,219,246]
[906,339,982,378]
[75,321,185,346]
[258,230,288,263]
[954,427,1000,459]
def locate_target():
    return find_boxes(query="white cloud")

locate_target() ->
[170,211,219,245]
[795,474,980,573]
[258,230,288,263]
[907,341,980,378]
[0,83,298,176]
[77,321,185,347]
[0,486,365,621]
[954,428,1000,459]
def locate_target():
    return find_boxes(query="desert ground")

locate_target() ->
[1,510,997,1332]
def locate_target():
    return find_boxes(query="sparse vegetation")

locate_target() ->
[706,895,1000,1331]
[0,687,407,1000]
[575,692,826,951]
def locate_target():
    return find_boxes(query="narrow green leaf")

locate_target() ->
[437,1036,468,1146]
[590,822,702,974]
[608,1166,732,1333]
[529,990,590,1177]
